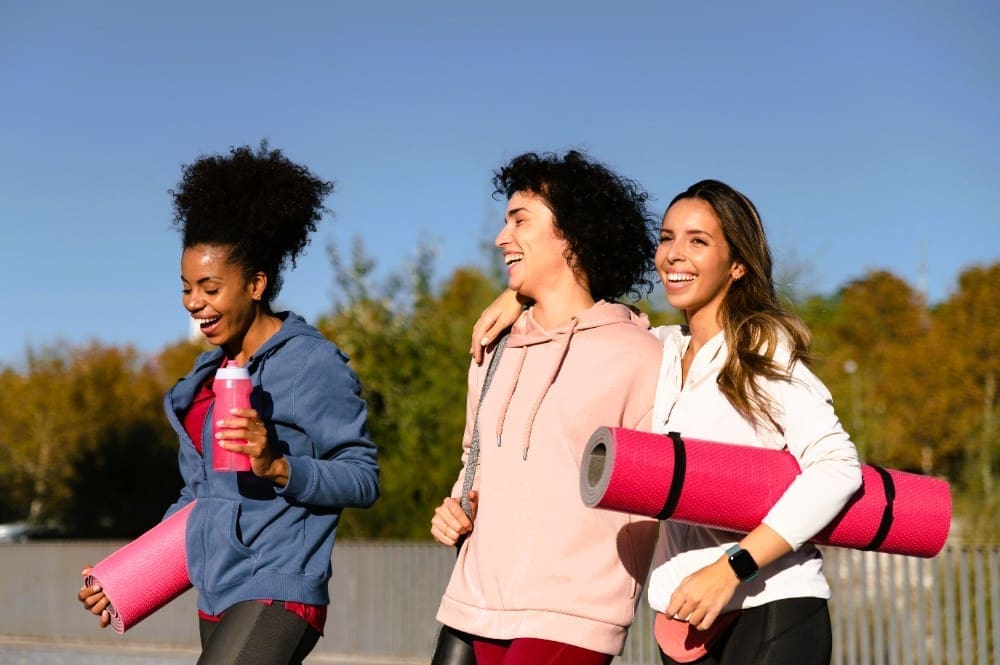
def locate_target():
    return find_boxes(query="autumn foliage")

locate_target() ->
[0,258,995,542]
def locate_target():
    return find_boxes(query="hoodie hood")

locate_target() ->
[247,311,326,368]
[167,311,327,420]
[494,300,651,460]
[505,299,651,348]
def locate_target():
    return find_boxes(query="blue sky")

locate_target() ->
[2,1,997,366]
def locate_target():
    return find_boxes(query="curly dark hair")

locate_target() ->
[492,150,657,302]
[170,141,334,305]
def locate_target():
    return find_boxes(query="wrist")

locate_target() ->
[263,456,290,487]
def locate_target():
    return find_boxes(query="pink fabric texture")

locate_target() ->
[581,428,950,558]
[85,501,195,633]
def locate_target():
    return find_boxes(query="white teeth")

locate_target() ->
[668,273,695,282]
[505,254,524,266]
[196,316,221,327]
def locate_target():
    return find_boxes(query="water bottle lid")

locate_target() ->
[216,363,250,380]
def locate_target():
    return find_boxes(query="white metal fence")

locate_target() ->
[0,541,995,663]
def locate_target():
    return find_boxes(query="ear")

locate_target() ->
[249,272,268,302]
[731,263,746,281]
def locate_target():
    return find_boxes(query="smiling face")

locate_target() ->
[655,197,745,329]
[494,190,581,302]
[181,244,265,353]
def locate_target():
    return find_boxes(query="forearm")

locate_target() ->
[279,447,381,508]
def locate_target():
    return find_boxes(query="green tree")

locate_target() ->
[0,343,182,535]
[318,242,503,538]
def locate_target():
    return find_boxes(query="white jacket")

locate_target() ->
[646,325,862,613]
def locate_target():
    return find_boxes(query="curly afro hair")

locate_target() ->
[170,141,334,305]
[492,150,657,302]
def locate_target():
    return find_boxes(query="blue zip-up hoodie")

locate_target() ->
[162,311,380,615]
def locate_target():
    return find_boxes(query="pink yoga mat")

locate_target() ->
[580,428,951,558]
[84,501,195,633]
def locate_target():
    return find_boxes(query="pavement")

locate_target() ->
[0,636,423,665]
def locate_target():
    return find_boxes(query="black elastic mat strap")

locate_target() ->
[656,431,687,520]
[863,465,896,551]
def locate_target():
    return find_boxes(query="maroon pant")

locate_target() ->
[473,637,612,665]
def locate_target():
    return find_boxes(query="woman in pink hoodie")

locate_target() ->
[430,151,664,664]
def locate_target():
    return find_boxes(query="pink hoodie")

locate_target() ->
[437,300,662,655]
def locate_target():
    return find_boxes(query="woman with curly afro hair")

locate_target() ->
[430,150,664,664]
[79,142,380,665]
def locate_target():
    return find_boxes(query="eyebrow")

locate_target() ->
[505,206,529,220]
[181,275,224,285]
[661,227,714,238]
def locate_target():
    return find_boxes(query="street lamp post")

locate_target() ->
[843,359,865,462]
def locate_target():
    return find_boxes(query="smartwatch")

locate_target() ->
[726,544,759,582]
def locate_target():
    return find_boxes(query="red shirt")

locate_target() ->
[183,369,327,635]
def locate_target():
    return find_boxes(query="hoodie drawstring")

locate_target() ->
[494,346,527,448]
[494,316,580,460]
[520,316,579,460]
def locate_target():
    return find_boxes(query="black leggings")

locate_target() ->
[659,597,832,665]
[430,624,476,665]
[197,600,321,665]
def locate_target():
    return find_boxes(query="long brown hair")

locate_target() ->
[669,180,811,433]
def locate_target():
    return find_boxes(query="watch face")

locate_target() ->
[729,548,758,581]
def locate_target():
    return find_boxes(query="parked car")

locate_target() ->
[0,522,30,544]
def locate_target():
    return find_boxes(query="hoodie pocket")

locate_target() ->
[187,498,259,593]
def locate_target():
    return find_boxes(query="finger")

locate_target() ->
[665,595,685,620]
[430,523,455,546]
[471,343,485,365]
[482,320,509,347]
[80,584,104,607]
[444,500,474,530]
[433,503,464,531]
[86,592,108,614]
[100,609,111,628]
[470,329,490,365]
[471,314,501,363]
[694,612,716,631]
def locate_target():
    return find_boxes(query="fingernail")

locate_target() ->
[480,337,490,346]
[92,584,101,592]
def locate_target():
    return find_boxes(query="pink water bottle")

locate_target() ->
[212,362,253,472]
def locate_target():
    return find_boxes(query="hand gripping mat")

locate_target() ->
[84,501,195,633]
[580,428,951,558]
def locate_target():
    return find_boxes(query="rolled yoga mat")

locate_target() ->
[84,501,195,633]
[580,428,951,558]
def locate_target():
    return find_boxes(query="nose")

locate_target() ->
[495,222,511,248]
[184,292,203,312]
[664,241,684,264]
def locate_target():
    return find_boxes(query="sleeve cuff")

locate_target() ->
[277,455,314,501]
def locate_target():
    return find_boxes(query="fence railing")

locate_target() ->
[0,541,995,663]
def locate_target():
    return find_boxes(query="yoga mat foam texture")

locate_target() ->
[84,501,195,633]
[581,428,951,558]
